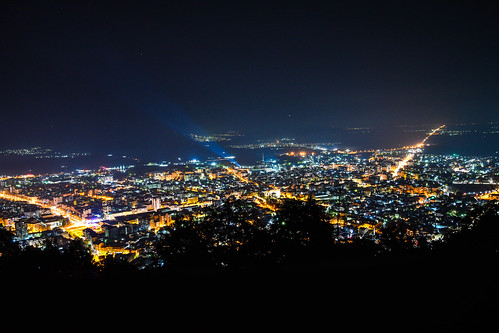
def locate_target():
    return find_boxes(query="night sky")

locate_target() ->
[1,1,498,158]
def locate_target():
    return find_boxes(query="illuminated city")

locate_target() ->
[1,1,498,328]
[2,123,498,265]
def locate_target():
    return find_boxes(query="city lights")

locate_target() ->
[1,122,498,269]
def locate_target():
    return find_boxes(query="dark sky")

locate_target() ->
[1,1,498,158]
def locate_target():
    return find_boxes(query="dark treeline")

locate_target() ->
[0,232,96,279]
[2,199,498,330]
[154,198,379,274]
[1,198,498,280]
[152,198,499,275]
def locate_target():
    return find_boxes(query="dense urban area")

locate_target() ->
[1,125,499,280]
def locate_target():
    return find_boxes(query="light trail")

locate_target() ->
[477,189,499,200]
[224,166,279,210]
[393,153,415,177]
[393,125,445,177]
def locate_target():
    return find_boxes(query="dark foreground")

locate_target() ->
[3,254,497,331]
[2,201,499,330]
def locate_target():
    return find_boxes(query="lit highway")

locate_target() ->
[393,125,445,177]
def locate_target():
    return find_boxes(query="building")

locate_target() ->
[151,197,161,211]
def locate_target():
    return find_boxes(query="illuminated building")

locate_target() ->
[152,197,161,211]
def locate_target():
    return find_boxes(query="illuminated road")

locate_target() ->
[477,188,499,200]
[224,166,280,210]
[0,191,83,221]
[0,125,448,235]
[393,125,445,177]
[393,153,415,177]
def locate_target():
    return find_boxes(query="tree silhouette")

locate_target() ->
[154,217,212,271]
[100,254,138,278]
[0,229,95,279]
[198,199,273,269]
[0,227,20,257]
[379,221,414,253]
[270,198,334,263]
[437,203,499,260]
[273,198,331,245]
